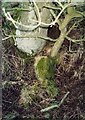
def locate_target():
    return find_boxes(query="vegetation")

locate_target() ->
[2,1,85,120]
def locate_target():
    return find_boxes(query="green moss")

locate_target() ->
[36,57,55,82]
[35,56,58,97]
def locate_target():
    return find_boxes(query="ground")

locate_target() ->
[2,3,85,120]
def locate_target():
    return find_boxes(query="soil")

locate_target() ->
[2,29,85,120]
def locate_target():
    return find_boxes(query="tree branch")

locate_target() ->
[41,91,70,112]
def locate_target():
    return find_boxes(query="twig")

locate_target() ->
[38,36,56,42]
[6,8,31,11]
[3,100,12,104]
[43,5,61,10]
[66,36,85,43]
[2,1,41,31]
[3,1,73,30]
[50,9,56,19]
[55,0,64,9]
[66,23,77,36]
[40,3,71,27]
[51,3,71,25]
[66,18,84,36]
[2,36,12,40]
[50,9,61,26]
[2,34,57,42]
[41,91,70,112]
[58,92,70,107]
[33,0,41,25]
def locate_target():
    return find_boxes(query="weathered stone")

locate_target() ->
[15,2,52,55]
[15,30,46,54]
